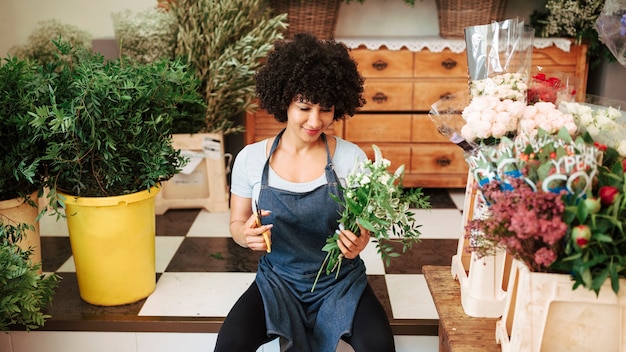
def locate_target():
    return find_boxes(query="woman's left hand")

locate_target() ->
[336,224,371,259]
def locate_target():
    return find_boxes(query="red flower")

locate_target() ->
[572,225,591,249]
[598,186,619,207]
[593,141,607,152]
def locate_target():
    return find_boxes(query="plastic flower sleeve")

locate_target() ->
[428,90,478,152]
[527,69,579,106]
[465,18,535,101]
[595,0,626,66]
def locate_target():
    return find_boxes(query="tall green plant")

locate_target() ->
[172,0,287,134]
[29,40,205,198]
[0,56,47,202]
[0,221,60,331]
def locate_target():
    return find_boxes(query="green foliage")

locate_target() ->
[0,221,60,332]
[554,156,626,295]
[9,19,92,65]
[0,56,48,201]
[312,145,431,291]
[29,40,205,198]
[530,0,613,69]
[172,0,287,134]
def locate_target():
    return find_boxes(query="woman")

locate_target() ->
[214,33,395,352]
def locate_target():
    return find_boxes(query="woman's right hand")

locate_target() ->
[241,210,273,252]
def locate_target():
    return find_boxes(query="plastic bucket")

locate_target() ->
[0,192,42,268]
[62,186,160,306]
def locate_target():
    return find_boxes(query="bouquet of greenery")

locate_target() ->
[312,145,431,291]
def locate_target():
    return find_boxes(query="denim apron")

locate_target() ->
[255,129,368,352]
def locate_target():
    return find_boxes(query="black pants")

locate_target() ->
[214,281,396,352]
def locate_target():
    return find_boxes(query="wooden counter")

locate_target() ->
[422,265,501,352]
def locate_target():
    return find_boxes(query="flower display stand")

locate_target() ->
[155,133,230,215]
[496,260,626,352]
[450,172,512,317]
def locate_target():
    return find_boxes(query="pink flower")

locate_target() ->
[534,247,557,267]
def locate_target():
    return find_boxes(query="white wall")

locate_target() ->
[0,0,154,57]
[0,0,543,57]
[1,0,624,100]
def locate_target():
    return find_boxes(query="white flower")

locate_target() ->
[560,101,626,154]
[460,96,523,142]
[470,73,528,101]
[359,174,371,186]
[617,140,626,157]
[519,101,576,136]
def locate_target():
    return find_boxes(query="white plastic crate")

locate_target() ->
[450,172,512,318]
[155,133,230,215]
[496,260,626,352]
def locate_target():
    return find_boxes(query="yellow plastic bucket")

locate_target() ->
[61,186,160,306]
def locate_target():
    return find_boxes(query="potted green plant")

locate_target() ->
[28,40,205,306]
[140,0,287,214]
[0,221,60,331]
[0,56,49,266]
[0,56,59,330]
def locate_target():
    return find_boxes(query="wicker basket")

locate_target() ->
[269,0,341,40]
[435,0,507,39]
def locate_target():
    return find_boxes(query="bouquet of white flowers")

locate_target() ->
[560,95,626,156]
[312,145,431,291]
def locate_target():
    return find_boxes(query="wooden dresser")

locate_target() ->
[245,38,589,188]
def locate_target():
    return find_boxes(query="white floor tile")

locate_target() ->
[361,239,386,275]
[9,331,136,352]
[447,188,466,211]
[155,236,184,273]
[385,274,439,319]
[139,272,256,317]
[39,213,69,237]
[411,209,462,239]
[136,332,217,352]
[186,210,231,237]
[56,256,76,272]
[395,335,439,352]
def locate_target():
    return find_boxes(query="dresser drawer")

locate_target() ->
[244,108,343,144]
[413,79,468,111]
[410,143,468,174]
[345,114,412,142]
[359,143,411,172]
[351,49,413,78]
[414,50,468,78]
[412,114,450,143]
[361,80,413,111]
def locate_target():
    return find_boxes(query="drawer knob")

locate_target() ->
[441,59,457,70]
[372,92,388,104]
[372,60,388,71]
[439,92,454,100]
[436,157,451,167]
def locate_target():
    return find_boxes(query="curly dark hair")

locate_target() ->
[254,32,366,123]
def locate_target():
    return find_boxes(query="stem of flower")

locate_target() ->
[312,251,332,292]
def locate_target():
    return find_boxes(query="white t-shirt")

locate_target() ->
[230,136,367,203]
